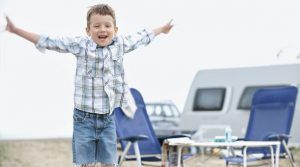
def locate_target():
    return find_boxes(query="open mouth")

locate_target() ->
[98,35,108,40]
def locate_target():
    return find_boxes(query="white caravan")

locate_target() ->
[179,64,300,145]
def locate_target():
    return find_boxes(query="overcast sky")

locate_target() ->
[1,0,300,139]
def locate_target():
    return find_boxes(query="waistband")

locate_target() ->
[74,108,112,118]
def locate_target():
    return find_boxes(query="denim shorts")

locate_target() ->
[72,108,117,165]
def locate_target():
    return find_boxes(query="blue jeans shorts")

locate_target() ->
[72,108,117,165]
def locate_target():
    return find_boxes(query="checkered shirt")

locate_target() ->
[36,29,155,114]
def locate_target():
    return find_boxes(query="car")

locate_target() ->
[145,101,181,138]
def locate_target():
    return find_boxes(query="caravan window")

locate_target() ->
[193,88,226,111]
[238,85,288,110]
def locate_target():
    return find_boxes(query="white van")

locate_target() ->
[145,101,181,138]
[179,64,300,146]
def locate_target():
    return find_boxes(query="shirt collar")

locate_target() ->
[88,36,118,50]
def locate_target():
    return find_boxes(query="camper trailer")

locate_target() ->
[179,64,300,146]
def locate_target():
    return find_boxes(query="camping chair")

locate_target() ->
[114,88,186,167]
[225,86,298,167]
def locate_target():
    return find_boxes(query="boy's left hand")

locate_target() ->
[153,19,174,36]
[161,19,173,34]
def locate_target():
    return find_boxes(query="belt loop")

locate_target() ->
[86,112,91,118]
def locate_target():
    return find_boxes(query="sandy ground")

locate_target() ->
[0,138,299,167]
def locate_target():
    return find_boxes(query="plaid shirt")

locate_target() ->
[36,29,155,115]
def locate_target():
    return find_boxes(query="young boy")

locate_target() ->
[4,3,173,167]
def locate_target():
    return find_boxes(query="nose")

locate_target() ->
[99,25,106,31]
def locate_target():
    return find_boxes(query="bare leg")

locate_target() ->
[80,164,96,167]
[75,163,115,167]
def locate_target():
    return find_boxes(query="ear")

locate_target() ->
[86,27,91,36]
[114,26,118,34]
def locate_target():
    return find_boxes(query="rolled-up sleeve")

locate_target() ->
[35,35,86,56]
[122,29,155,53]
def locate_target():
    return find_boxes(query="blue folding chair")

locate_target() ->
[225,86,298,167]
[114,88,185,167]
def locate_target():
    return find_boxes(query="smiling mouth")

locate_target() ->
[98,35,108,40]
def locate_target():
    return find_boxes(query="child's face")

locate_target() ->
[86,14,118,47]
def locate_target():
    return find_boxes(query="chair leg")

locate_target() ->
[133,142,142,167]
[118,142,132,167]
[282,140,296,167]
[176,146,183,167]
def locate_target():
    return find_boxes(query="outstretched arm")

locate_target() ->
[121,19,174,53]
[5,16,84,55]
[152,19,174,36]
[5,16,40,44]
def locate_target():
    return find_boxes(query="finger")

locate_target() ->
[5,16,10,24]
[169,19,174,27]
[167,25,174,31]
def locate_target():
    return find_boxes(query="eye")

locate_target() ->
[105,24,112,28]
[94,25,100,28]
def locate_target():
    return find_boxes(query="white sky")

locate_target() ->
[1,0,300,139]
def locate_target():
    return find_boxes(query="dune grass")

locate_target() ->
[0,143,4,166]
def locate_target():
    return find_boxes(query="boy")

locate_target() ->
[4,3,173,167]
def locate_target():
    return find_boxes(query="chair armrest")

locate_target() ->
[118,135,149,142]
[236,138,245,141]
[159,134,191,140]
[267,133,291,141]
[158,134,191,145]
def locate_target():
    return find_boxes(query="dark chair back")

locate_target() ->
[115,88,162,156]
[245,86,298,155]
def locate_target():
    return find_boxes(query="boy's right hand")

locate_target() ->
[5,16,17,33]
[3,16,40,44]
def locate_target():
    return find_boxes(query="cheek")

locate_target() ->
[110,31,116,37]
[91,31,99,36]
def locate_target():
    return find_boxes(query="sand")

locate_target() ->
[0,138,299,167]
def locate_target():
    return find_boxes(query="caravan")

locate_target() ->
[179,64,300,146]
